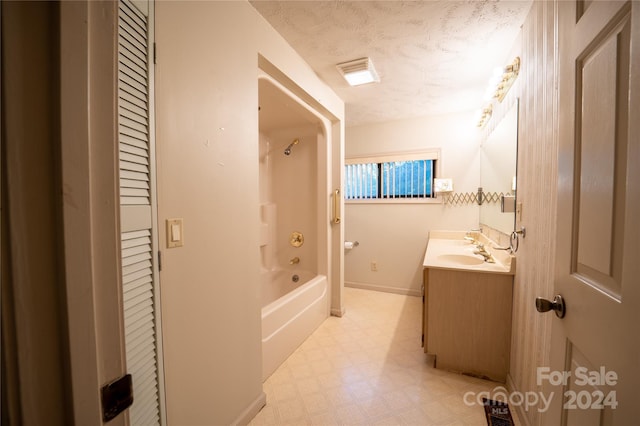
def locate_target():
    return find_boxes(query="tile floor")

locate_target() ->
[250,287,515,426]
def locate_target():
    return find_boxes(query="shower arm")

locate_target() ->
[284,139,299,155]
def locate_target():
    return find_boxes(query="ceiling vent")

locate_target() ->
[336,57,380,86]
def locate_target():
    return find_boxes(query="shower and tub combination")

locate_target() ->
[258,72,331,380]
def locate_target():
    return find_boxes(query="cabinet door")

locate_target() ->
[427,269,513,382]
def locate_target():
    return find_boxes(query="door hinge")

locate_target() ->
[157,250,162,272]
[153,42,157,64]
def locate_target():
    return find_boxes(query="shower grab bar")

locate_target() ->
[332,189,341,224]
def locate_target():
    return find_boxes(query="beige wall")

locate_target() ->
[344,111,480,295]
[155,2,343,424]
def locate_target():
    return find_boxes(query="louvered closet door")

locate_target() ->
[118,0,165,425]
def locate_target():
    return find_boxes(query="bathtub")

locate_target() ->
[261,272,328,380]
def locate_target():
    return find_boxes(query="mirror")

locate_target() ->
[479,99,519,234]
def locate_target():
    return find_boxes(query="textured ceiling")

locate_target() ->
[251,0,532,127]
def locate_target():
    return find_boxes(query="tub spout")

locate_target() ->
[289,257,300,265]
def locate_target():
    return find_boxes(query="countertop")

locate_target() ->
[423,230,516,275]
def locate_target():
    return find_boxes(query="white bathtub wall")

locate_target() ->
[259,201,277,271]
[269,126,319,274]
[259,133,275,271]
[345,111,480,295]
[259,132,272,204]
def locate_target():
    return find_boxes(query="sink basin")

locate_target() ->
[437,253,485,266]
[424,233,515,274]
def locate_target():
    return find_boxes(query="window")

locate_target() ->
[345,151,438,201]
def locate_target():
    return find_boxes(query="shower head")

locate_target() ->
[284,139,299,156]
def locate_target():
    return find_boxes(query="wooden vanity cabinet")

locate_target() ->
[422,267,513,382]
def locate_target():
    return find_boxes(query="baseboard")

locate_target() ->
[232,390,266,426]
[330,306,346,317]
[345,281,421,297]
[506,373,530,426]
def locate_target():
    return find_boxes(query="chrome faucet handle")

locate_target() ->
[473,248,495,263]
[494,245,514,254]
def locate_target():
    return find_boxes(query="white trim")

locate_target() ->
[345,281,422,297]
[330,307,346,317]
[61,2,125,423]
[147,2,168,424]
[232,392,266,426]
[345,148,440,165]
[506,373,530,426]
[345,197,442,205]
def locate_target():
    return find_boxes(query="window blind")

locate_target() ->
[345,151,438,200]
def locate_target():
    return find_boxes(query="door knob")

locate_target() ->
[535,295,566,318]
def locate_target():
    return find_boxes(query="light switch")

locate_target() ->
[166,218,184,248]
[171,224,181,242]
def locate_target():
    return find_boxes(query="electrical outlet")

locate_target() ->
[371,261,378,272]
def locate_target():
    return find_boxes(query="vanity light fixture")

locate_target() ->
[476,104,493,128]
[336,57,380,86]
[475,57,521,127]
[493,56,520,102]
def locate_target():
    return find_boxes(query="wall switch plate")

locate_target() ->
[166,218,184,248]
[516,202,523,222]
[371,261,378,272]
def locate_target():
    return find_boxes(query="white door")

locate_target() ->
[118,0,166,425]
[544,1,640,424]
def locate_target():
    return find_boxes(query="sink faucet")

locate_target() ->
[473,245,495,263]
[465,228,482,244]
